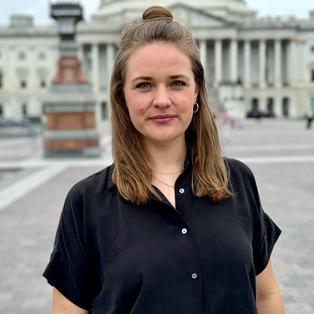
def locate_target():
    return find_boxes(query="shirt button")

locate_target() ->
[179,188,185,194]
[191,273,198,279]
[181,228,187,234]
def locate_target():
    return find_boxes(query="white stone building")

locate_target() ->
[1,0,314,122]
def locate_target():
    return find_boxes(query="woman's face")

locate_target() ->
[123,41,199,146]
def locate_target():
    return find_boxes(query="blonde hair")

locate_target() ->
[110,6,232,204]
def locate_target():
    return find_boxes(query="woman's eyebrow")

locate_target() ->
[131,76,153,83]
[131,75,190,82]
[169,75,190,81]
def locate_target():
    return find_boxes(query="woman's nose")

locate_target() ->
[152,86,171,108]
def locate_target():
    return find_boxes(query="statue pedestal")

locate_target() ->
[43,3,101,158]
[43,81,101,158]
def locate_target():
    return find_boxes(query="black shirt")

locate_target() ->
[43,158,281,314]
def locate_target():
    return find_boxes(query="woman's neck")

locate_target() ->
[144,137,187,174]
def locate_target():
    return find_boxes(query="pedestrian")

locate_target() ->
[43,6,284,314]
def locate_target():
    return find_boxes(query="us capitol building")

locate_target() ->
[0,0,314,123]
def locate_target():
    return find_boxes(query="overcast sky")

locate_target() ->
[0,0,313,25]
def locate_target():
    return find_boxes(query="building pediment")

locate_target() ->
[90,2,234,30]
[169,3,233,29]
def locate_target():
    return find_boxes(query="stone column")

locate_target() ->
[244,40,251,88]
[105,44,115,119]
[106,44,114,86]
[274,39,282,88]
[230,39,238,83]
[275,95,282,117]
[288,39,297,86]
[214,39,222,86]
[200,40,207,78]
[259,40,266,88]
[92,43,99,92]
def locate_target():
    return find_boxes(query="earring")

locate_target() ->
[193,102,199,113]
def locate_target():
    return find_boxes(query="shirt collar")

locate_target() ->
[107,151,193,191]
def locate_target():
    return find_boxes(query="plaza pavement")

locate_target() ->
[0,119,313,313]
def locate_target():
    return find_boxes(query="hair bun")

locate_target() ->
[142,6,173,22]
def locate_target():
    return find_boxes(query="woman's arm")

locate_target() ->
[52,288,88,314]
[256,260,284,314]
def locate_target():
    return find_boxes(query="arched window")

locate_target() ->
[266,97,274,117]
[251,98,259,111]
[282,97,290,118]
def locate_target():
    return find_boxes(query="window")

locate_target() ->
[20,80,27,89]
[266,98,274,117]
[22,103,28,117]
[0,104,3,117]
[311,46,314,53]
[37,68,48,88]
[17,68,28,89]
[311,69,314,82]
[251,98,259,111]
[38,52,46,60]
[101,102,108,120]
[18,51,26,60]
[0,71,2,89]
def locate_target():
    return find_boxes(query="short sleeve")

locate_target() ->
[43,186,93,310]
[248,170,281,275]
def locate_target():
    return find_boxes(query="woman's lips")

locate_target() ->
[150,115,177,124]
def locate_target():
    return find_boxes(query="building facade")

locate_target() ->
[1,0,314,123]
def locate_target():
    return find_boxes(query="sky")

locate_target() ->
[0,0,313,25]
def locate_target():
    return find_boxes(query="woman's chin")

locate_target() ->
[143,133,184,145]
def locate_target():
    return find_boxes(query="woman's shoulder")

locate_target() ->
[224,157,253,178]
[224,157,257,191]
[67,163,114,200]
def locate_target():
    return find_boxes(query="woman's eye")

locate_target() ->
[136,82,152,89]
[171,81,186,87]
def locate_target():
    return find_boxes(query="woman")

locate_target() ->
[44,6,284,314]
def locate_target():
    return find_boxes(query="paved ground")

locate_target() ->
[0,119,313,313]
